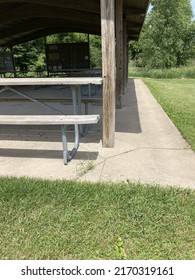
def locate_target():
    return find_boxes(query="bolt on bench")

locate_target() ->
[0,77,102,164]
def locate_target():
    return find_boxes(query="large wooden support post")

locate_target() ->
[123,13,128,92]
[101,0,116,147]
[126,38,129,85]
[10,46,16,78]
[115,0,123,109]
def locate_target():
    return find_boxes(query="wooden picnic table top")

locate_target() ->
[0,77,102,86]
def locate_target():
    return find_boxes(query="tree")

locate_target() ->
[184,20,195,61]
[89,35,102,68]
[12,32,102,71]
[13,38,45,71]
[130,0,193,69]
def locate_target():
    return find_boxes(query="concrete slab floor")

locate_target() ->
[0,79,194,189]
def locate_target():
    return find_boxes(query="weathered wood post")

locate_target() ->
[123,12,128,92]
[100,0,116,147]
[126,37,129,85]
[10,46,16,77]
[115,0,123,109]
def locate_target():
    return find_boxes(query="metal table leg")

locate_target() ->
[61,124,79,165]
[61,125,69,165]
[60,85,80,164]
[76,85,88,137]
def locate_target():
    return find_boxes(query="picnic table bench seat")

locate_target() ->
[0,114,100,164]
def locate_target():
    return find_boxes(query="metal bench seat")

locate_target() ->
[0,114,100,164]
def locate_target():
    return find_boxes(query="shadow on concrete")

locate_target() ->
[116,79,142,134]
[0,125,101,143]
[0,79,140,148]
[0,148,98,161]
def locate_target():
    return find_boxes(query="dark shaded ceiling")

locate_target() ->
[0,0,150,46]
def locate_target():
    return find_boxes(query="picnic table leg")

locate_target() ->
[76,85,85,136]
[72,123,79,159]
[61,123,79,165]
[61,86,80,164]
[88,83,91,97]
[71,86,80,159]
[61,125,69,165]
[71,85,78,115]
[71,85,87,137]
[77,85,88,137]
[72,85,81,140]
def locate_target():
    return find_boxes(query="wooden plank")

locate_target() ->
[0,77,102,86]
[0,114,100,125]
[115,0,123,109]
[101,0,116,148]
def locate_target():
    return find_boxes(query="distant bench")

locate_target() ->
[0,114,100,164]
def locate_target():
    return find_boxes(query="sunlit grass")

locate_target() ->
[143,79,195,151]
[0,177,194,260]
[129,66,195,79]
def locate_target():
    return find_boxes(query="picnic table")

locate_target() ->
[0,77,102,164]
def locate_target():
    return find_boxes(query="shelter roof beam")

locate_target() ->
[3,27,100,46]
[0,18,100,41]
[0,4,100,26]
[0,0,100,14]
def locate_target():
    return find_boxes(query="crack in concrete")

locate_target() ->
[100,146,193,162]
[80,145,194,179]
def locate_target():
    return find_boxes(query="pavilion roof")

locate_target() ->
[0,0,149,46]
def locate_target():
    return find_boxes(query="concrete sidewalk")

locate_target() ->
[0,79,195,188]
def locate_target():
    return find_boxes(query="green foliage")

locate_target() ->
[33,53,46,71]
[114,238,127,260]
[76,160,94,177]
[12,33,102,71]
[47,32,88,44]
[185,20,195,59]
[89,35,102,68]
[130,0,194,69]
[13,38,45,71]
[129,64,195,79]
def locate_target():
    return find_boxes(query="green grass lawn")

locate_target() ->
[0,177,194,260]
[129,65,195,79]
[143,79,195,152]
